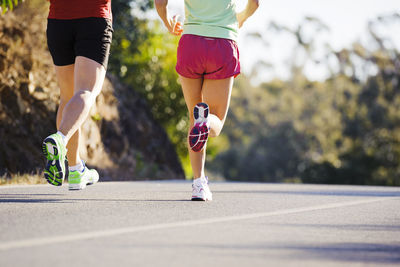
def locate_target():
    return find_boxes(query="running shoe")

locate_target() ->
[42,133,68,186]
[68,164,99,190]
[192,176,213,201]
[189,102,210,152]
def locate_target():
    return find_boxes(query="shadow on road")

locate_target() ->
[215,189,400,197]
[280,242,400,264]
[0,193,191,203]
[0,198,64,203]
[192,242,400,264]
[0,193,67,203]
[268,223,400,232]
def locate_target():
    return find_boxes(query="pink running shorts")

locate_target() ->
[176,34,240,79]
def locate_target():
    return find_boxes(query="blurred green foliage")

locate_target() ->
[1,0,20,14]
[109,2,399,185]
[109,0,193,177]
[208,14,400,186]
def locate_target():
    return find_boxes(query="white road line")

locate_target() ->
[0,197,397,251]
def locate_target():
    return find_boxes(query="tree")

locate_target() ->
[109,0,192,175]
[207,14,400,185]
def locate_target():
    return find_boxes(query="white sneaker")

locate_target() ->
[68,166,99,191]
[192,177,212,201]
[189,103,210,152]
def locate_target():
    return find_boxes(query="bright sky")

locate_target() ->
[163,0,400,82]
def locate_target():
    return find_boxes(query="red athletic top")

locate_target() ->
[48,0,112,20]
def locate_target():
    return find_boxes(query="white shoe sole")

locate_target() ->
[192,191,212,201]
[69,182,87,190]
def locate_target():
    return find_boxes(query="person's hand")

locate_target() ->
[165,15,183,36]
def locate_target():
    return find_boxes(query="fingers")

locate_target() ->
[170,14,183,36]
[173,21,183,35]
[172,14,180,27]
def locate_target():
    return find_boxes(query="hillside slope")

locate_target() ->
[0,3,184,180]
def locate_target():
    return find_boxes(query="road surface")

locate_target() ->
[0,181,399,266]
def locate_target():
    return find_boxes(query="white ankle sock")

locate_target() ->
[69,161,84,172]
[194,177,206,183]
[56,131,67,146]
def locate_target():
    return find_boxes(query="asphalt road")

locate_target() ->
[0,181,399,267]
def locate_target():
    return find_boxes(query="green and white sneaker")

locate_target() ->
[68,166,99,190]
[42,133,68,186]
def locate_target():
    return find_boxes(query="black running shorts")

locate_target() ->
[46,17,113,69]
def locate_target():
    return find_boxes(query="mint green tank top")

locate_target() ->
[183,0,238,41]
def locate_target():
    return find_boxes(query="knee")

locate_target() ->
[210,128,221,138]
[210,113,225,137]
[75,89,98,105]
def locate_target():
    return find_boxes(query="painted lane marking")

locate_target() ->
[0,197,398,251]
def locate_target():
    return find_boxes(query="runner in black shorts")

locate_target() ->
[42,0,113,190]
[47,17,113,69]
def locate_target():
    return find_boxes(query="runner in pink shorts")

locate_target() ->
[155,0,259,201]
[176,34,240,80]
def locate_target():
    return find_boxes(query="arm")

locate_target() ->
[237,0,260,28]
[154,0,183,35]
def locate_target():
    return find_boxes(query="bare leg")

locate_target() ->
[58,56,106,148]
[54,64,81,166]
[179,75,234,179]
[179,75,205,179]
[202,78,234,137]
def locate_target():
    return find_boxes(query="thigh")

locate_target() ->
[179,75,204,123]
[202,77,234,123]
[74,56,106,95]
